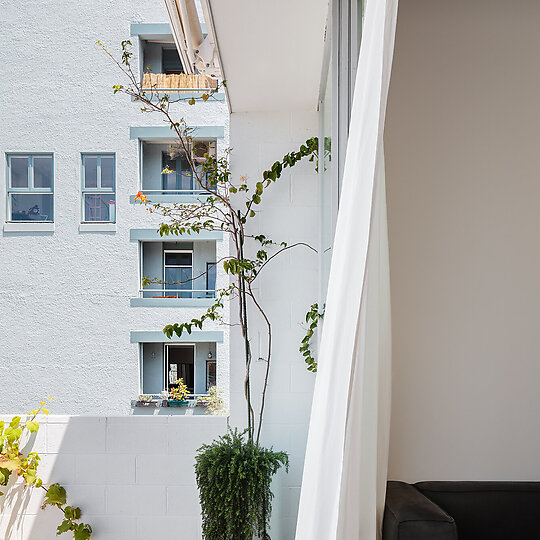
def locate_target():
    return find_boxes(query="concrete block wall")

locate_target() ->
[228,111,320,539]
[0,415,227,540]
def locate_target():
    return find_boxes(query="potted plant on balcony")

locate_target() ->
[168,378,189,407]
[135,394,159,407]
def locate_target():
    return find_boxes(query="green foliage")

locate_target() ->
[195,429,288,540]
[197,386,226,415]
[169,378,189,401]
[0,402,92,539]
[300,303,325,372]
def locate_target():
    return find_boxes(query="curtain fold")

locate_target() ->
[294,0,398,538]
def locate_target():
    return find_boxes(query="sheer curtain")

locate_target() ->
[295,0,398,538]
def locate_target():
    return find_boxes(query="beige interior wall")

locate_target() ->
[385,0,540,481]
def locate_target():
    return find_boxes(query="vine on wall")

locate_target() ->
[0,401,92,539]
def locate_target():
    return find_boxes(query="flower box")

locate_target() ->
[168,399,189,407]
[134,400,159,408]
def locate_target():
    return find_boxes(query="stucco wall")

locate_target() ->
[0,415,227,540]
[0,0,229,415]
[385,0,540,481]
[228,111,319,539]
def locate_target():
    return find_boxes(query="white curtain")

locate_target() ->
[295,0,398,538]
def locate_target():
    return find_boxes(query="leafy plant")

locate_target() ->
[169,378,189,401]
[197,386,226,415]
[136,394,153,403]
[195,429,288,540]
[299,303,325,372]
[102,39,320,539]
[0,401,92,539]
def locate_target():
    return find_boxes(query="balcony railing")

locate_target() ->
[138,189,215,197]
[140,289,216,299]
[142,73,218,92]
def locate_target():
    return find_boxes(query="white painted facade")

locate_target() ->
[0,0,230,415]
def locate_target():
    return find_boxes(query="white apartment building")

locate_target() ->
[0,1,230,416]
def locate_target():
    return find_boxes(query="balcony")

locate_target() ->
[134,140,217,204]
[142,72,217,92]
[130,238,217,307]
[134,341,219,415]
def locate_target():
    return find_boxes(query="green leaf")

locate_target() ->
[44,483,67,507]
[25,420,39,433]
[0,467,11,486]
[57,519,73,534]
[188,97,196,105]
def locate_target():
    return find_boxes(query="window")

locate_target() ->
[206,360,216,391]
[206,262,217,297]
[161,141,216,194]
[164,250,193,298]
[7,154,53,222]
[166,345,194,394]
[162,47,184,74]
[82,154,116,222]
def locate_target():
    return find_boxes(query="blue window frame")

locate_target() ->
[82,154,116,222]
[7,154,54,222]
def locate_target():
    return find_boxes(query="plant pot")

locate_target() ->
[135,400,159,408]
[168,399,189,407]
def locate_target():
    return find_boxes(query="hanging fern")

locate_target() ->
[195,429,289,540]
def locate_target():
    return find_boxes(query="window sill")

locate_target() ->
[130,297,216,308]
[3,222,54,233]
[79,223,117,233]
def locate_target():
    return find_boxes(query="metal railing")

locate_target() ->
[139,288,216,299]
[138,189,215,196]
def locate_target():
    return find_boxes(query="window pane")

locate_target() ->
[206,361,216,390]
[206,262,217,295]
[162,153,178,191]
[179,154,193,190]
[101,156,114,188]
[10,157,29,188]
[10,194,53,221]
[165,252,192,266]
[84,193,116,222]
[162,47,184,74]
[84,156,98,188]
[165,267,192,298]
[33,156,53,188]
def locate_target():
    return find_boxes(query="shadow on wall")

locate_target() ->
[0,415,227,540]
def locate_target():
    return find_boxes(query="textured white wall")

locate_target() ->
[228,111,319,539]
[0,415,227,540]
[386,0,540,481]
[0,0,229,415]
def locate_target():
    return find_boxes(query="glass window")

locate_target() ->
[33,157,53,188]
[161,145,216,194]
[163,250,193,298]
[7,154,54,222]
[206,262,217,297]
[82,154,115,222]
[162,47,184,74]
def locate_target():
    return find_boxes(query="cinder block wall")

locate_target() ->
[0,416,227,540]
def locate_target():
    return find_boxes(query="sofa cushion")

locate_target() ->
[383,481,457,540]
[416,481,540,540]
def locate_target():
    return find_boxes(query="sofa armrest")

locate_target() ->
[383,481,457,540]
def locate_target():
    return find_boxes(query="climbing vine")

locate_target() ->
[103,39,322,539]
[0,401,92,539]
[299,303,325,372]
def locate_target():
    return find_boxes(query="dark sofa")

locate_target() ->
[383,481,540,540]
